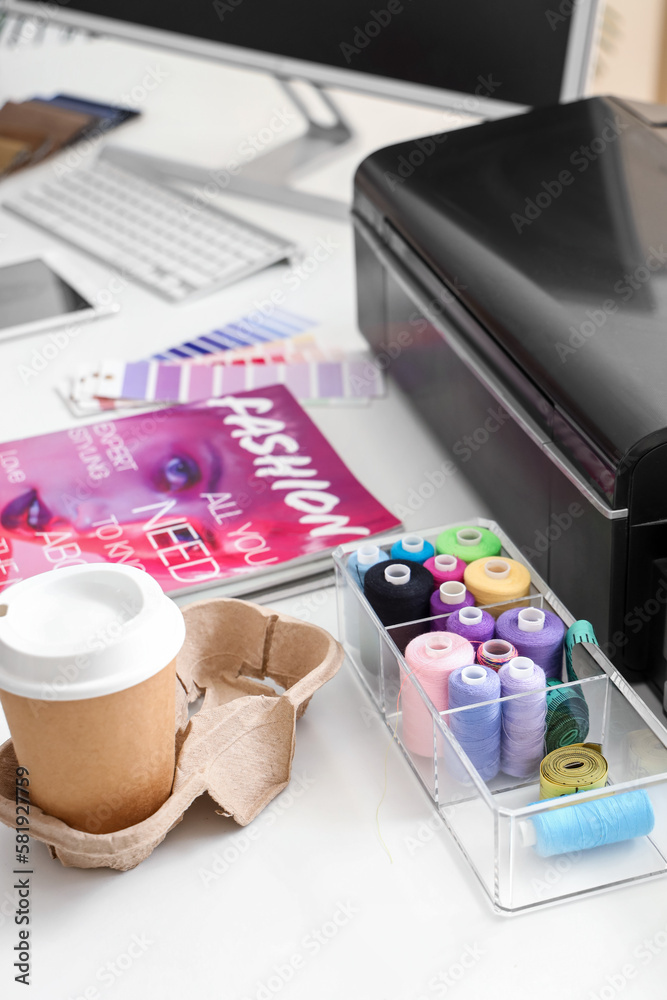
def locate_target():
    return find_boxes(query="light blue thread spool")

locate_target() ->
[521,789,655,857]
[347,543,390,586]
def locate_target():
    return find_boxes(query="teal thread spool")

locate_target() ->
[544,677,590,753]
[435,526,502,564]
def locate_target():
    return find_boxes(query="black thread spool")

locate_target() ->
[363,559,435,653]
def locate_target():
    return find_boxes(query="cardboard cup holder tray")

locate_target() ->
[0,598,343,871]
[333,519,667,913]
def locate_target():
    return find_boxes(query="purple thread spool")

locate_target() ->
[424,553,466,587]
[445,606,495,647]
[448,664,502,781]
[430,581,475,631]
[495,607,565,680]
[498,656,547,778]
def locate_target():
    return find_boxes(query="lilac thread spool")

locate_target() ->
[430,582,475,631]
[445,606,496,647]
[448,664,502,782]
[424,553,466,587]
[495,607,565,680]
[477,638,517,671]
[498,656,547,778]
[401,631,475,757]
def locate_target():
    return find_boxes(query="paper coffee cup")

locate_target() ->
[0,564,185,834]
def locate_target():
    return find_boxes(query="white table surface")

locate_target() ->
[0,27,666,1000]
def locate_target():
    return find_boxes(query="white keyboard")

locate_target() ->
[4,158,297,302]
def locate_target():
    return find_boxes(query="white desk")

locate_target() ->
[0,31,666,1000]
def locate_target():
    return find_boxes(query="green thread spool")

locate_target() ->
[435,526,501,564]
[545,677,590,754]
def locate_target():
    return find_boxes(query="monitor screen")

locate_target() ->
[13,0,596,110]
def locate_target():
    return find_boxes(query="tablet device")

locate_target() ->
[0,251,118,341]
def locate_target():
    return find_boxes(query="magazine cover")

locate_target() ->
[0,386,399,595]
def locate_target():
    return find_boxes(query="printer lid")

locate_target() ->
[354,97,667,494]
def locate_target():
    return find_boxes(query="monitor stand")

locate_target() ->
[104,77,353,221]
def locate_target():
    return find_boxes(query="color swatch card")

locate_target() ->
[66,354,382,405]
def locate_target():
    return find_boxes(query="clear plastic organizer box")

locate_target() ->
[333,519,667,914]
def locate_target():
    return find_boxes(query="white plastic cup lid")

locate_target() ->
[0,564,186,701]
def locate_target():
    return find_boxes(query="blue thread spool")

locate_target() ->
[520,790,655,857]
[347,543,390,586]
[390,534,435,565]
[448,664,502,781]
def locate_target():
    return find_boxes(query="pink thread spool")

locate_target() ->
[401,631,475,757]
[424,553,466,587]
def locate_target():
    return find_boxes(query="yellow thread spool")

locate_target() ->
[539,743,608,799]
[463,557,531,617]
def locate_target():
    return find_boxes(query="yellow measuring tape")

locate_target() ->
[539,742,607,799]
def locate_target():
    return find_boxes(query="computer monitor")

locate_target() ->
[5,0,601,216]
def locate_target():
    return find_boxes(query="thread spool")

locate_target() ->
[477,638,517,671]
[495,607,565,679]
[363,560,435,652]
[539,743,607,799]
[445,606,496,647]
[498,657,547,778]
[436,526,502,564]
[463,557,531,617]
[448,664,502,781]
[544,678,590,753]
[390,534,435,565]
[401,632,475,757]
[424,553,467,586]
[429,582,475,631]
[520,790,655,857]
[347,543,390,586]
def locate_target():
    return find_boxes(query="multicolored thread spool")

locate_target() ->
[477,638,517,671]
[390,534,435,565]
[498,657,547,778]
[520,789,655,857]
[424,553,467,587]
[539,743,607,799]
[495,607,565,679]
[435,526,502,564]
[401,632,475,757]
[347,542,390,586]
[463,557,531,617]
[448,664,502,781]
[429,582,475,631]
[446,606,496,646]
[544,678,589,754]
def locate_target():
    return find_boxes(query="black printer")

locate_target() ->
[353,96,667,705]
